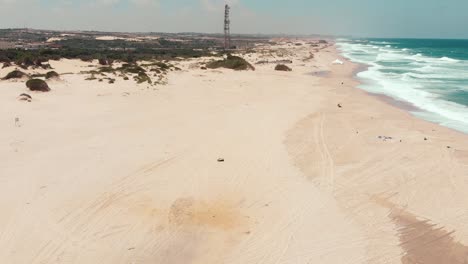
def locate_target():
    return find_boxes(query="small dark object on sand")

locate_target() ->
[337,103,342,108]
[341,82,344,85]
[424,137,428,141]
[18,93,32,102]
[447,146,451,149]
[217,158,225,162]
[378,136,393,141]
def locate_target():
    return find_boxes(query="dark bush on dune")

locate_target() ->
[0,55,10,63]
[206,54,255,71]
[3,70,27,80]
[79,55,94,62]
[134,72,152,84]
[154,61,170,70]
[118,63,146,74]
[98,58,109,65]
[26,79,50,92]
[16,56,35,69]
[2,62,12,68]
[45,71,60,79]
[98,58,113,66]
[275,64,292,72]
[35,60,52,70]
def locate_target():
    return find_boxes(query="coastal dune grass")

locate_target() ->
[26,79,50,92]
[3,70,27,80]
[206,55,255,71]
[46,71,60,79]
[275,64,292,71]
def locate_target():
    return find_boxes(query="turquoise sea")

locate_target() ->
[337,38,468,134]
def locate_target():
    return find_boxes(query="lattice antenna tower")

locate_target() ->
[224,4,231,50]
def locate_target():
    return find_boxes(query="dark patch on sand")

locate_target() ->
[169,197,245,231]
[375,196,468,264]
[306,70,331,77]
[368,93,421,112]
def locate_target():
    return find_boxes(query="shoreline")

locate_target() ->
[334,44,468,136]
[288,43,468,262]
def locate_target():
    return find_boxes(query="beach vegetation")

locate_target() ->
[2,61,12,68]
[275,64,292,71]
[3,70,27,80]
[206,54,255,71]
[85,74,97,81]
[26,79,50,92]
[134,72,152,84]
[45,71,60,79]
[118,63,146,74]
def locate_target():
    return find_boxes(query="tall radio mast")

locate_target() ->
[224,4,231,50]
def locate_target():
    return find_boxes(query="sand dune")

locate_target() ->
[0,41,467,263]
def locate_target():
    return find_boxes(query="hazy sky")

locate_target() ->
[1,0,467,38]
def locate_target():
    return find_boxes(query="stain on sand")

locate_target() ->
[153,197,248,263]
[168,197,246,231]
[375,197,468,264]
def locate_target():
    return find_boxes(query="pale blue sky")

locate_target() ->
[0,0,467,38]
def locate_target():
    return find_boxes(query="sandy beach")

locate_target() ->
[1,41,467,264]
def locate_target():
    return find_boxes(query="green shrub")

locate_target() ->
[45,71,60,79]
[3,70,27,80]
[206,55,255,71]
[118,64,146,74]
[274,64,292,71]
[134,72,152,84]
[2,62,12,68]
[154,61,170,70]
[26,79,50,92]
[99,67,116,73]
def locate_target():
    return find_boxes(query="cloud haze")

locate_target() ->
[0,0,467,38]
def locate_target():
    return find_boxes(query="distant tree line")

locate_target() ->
[0,47,216,69]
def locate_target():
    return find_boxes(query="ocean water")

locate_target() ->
[337,38,468,134]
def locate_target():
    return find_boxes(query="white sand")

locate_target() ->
[46,37,63,43]
[96,36,143,42]
[0,41,467,264]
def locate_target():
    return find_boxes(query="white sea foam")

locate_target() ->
[337,39,468,133]
[439,56,460,63]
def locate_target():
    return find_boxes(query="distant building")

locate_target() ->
[14,42,55,50]
[0,41,14,49]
